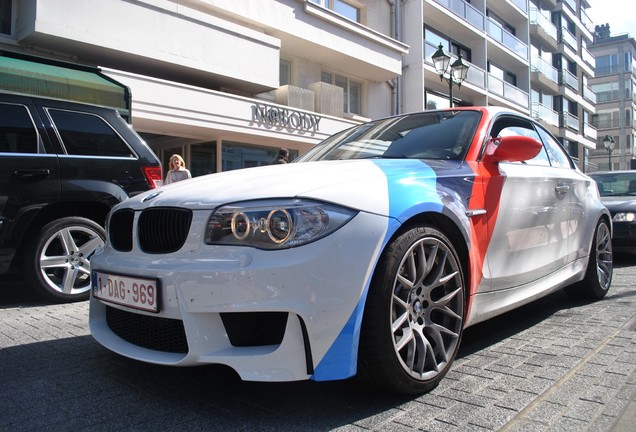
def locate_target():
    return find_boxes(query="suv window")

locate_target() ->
[0,103,40,153]
[48,109,135,157]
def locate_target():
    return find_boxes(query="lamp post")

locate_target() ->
[603,135,615,171]
[431,43,470,108]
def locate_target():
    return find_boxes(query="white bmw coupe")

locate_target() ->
[89,107,612,394]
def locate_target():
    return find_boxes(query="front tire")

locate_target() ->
[26,217,105,302]
[359,226,465,395]
[566,218,613,300]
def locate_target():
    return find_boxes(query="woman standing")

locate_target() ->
[164,154,192,184]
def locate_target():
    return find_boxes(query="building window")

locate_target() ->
[487,10,515,36]
[280,59,291,86]
[488,62,517,86]
[310,0,360,22]
[190,141,217,177]
[321,72,362,115]
[222,142,298,171]
[424,27,472,63]
[591,82,619,103]
[0,0,11,35]
[425,90,450,110]
[595,54,619,75]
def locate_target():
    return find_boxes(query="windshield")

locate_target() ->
[590,172,636,196]
[295,110,482,162]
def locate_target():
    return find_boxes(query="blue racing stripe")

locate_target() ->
[312,159,443,381]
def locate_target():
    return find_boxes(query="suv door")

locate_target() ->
[0,99,60,274]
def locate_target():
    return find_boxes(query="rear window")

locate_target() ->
[48,109,135,158]
[0,103,39,154]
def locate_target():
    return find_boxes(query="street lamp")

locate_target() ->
[431,43,470,108]
[603,135,615,171]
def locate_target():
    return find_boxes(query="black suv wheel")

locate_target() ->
[26,217,106,302]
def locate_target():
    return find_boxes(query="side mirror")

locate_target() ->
[483,135,543,163]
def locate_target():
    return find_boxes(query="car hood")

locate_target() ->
[601,196,636,212]
[123,159,464,216]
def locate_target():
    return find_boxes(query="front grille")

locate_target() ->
[138,207,192,253]
[109,209,134,251]
[106,306,189,353]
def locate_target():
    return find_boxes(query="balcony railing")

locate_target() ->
[424,40,486,89]
[488,74,529,108]
[529,8,558,43]
[531,102,559,127]
[509,0,527,13]
[559,27,577,50]
[583,122,597,140]
[487,18,528,60]
[433,0,485,31]
[560,112,580,131]
[593,118,620,129]
[559,0,576,13]
[531,57,558,83]
[560,69,579,90]
[581,47,594,68]
[583,85,597,104]
[580,9,595,34]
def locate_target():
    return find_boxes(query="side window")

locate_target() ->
[536,126,573,168]
[48,109,134,157]
[491,117,550,166]
[0,103,39,154]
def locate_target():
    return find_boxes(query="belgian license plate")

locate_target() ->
[92,271,159,313]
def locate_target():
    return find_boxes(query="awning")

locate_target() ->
[0,52,130,117]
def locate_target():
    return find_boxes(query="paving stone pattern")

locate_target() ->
[1,260,635,432]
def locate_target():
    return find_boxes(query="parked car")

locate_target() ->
[589,170,636,253]
[0,92,162,302]
[89,107,612,395]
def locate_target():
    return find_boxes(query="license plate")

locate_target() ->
[92,271,159,313]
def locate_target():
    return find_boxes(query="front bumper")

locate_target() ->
[89,211,389,382]
[611,220,636,251]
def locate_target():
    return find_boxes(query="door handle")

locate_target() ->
[13,169,51,180]
[555,184,570,194]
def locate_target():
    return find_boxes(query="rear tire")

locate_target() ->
[358,225,465,395]
[26,217,105,303]
[566,218,613,300]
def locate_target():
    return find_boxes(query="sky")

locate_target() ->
[587,0,636,36]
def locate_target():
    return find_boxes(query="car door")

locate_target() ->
[481,115,571,292]
[535,125,587,263]
[0,97,60,273]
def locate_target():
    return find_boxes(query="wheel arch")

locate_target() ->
[10,201,112,273]
[382,211,471,299]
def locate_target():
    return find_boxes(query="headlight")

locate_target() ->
[205,199,357,249]
[613,212,635,223]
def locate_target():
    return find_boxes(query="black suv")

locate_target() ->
[0,93,162,302]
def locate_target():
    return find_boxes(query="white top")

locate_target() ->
[164,169,192,185]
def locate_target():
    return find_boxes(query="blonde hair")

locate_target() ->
[169,154,185,169]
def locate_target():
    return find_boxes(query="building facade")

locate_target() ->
[0,0,606,175]
[0,0,408,176]
[589,24,636,171]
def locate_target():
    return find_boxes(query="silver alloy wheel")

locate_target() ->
[391,237,464,381]
[38,225,105,296]
[595,221,613,291]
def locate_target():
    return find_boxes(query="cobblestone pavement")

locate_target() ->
[1,255,635,432]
